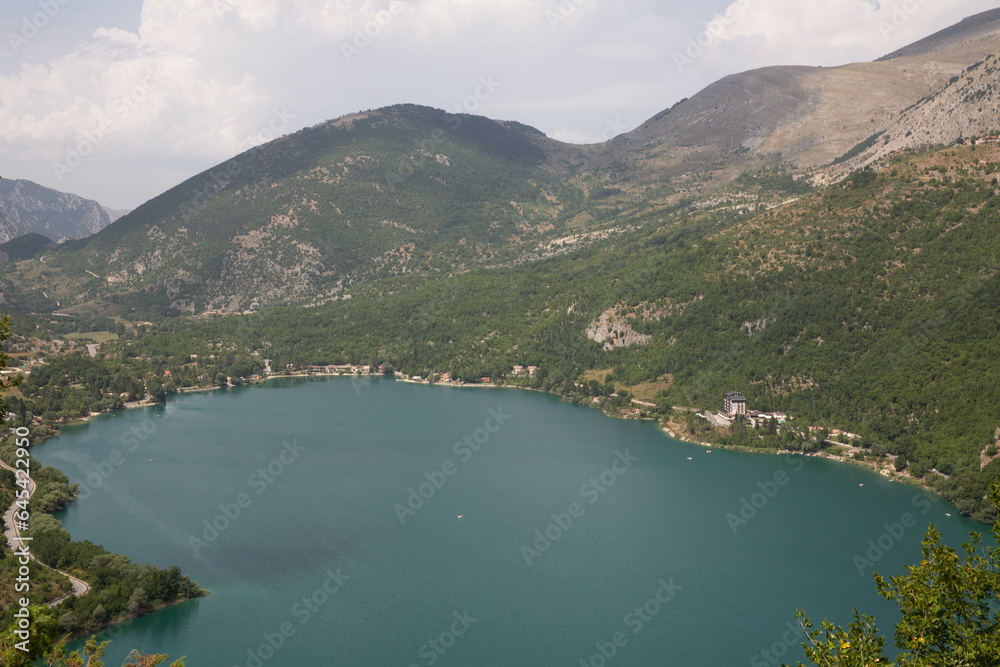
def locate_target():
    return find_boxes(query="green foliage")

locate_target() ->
[0,105,607,316]
[733,167,815,195]
[0,605,60,666]
[52,146,995,519]
[0,606,185,666]
[793,484,1000,666]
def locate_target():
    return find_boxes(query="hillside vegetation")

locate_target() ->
[74,144,996,521]
[0,105,630,315]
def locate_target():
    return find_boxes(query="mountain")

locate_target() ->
[1,11,999,521]
[102,207,132,224]
[602,8,1000,194]
[122,140,998,521]
[1,10,998,317]
[828,50,1000,178]
[0,105,606,315]
[0,178,112,243]
[0,233,56,264]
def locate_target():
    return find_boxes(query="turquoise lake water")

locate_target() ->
[32,377,985,666]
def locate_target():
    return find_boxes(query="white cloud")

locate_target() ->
[709,0,999,64]
[546,128,605,144]
[0,0,995,208]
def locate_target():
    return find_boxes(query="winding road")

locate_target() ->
[1,456,91,606]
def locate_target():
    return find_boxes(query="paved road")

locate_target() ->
[0,456,91,606]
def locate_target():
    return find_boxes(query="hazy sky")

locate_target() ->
[1,0,996,209]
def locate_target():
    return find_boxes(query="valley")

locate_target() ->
[2,6,1000,664]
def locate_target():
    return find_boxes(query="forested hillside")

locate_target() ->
[73,144,996,521]
[0,105,628,315]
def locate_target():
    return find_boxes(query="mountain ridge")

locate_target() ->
[1,10,999,315]
[0,178,112,244]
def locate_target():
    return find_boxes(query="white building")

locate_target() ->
[723,391,747,416]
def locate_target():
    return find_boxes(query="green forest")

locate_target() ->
[78,146,994,520]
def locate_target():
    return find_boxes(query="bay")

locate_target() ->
[33,377,983,666]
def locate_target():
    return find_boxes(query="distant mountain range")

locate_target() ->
[0,8,997,315]
[601,7,1000,187]
[102,207,132,224]
[0,178,115,245]
[0,8,998,520]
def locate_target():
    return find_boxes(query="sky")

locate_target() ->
[0,0,997,210]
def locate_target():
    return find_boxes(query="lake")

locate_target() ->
[34,376,983,666]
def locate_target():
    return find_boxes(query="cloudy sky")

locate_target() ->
[1,0,996,209]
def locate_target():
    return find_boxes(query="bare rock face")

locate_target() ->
[0,179,112,243]
[604,8,1000,186]
[586,305,652,351]
[983,428,1000,470]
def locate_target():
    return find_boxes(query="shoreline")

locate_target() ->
[62,591,208,646]
[34,372,962,516]
[15,370,968,640]
[658,425,944,499]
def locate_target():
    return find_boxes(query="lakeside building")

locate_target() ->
[723,391,746,417]
[714,391,788,428]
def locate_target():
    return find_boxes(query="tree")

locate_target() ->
[0,316,21,421]
[0,605,60,666]
[128,587,150,614]
[1,607,184,667]
[146,376,167,403]
[793,482,1000,666]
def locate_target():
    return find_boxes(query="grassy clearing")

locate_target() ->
[581,368,614,383]
[65,331,119,343]
[626,375,673,402]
